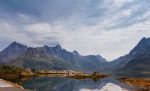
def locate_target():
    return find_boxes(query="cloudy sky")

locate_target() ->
[0,0,150,61]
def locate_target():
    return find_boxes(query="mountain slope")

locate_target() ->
[0,42,27,63]
[113,37,150,77]
[0,42,107,72]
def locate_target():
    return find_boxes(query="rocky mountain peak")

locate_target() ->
[8,41,27,49]
[130,37,150,55]
[54,44,62,50]
[73,50,80,55]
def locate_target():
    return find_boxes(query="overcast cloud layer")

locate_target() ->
[0,0,150,61]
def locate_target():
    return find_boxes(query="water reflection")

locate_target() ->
[80,83,129,91]
[22,77,137,91]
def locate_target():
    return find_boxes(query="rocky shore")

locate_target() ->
[0,79,31,91]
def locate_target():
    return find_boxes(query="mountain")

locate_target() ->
[0,41,27,63]
[111,37,150,77]
[0,42,107,72]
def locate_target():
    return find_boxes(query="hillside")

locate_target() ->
[111,37,150,77]
[0,42,107,72]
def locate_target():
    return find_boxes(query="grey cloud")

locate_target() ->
[107,0,150,29]
[0,0,150,61]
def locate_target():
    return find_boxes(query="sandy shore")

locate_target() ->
[0,79,31,91]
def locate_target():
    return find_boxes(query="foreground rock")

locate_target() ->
[0,79,31,91]
[0,79,13,87]
[0,87,31,91]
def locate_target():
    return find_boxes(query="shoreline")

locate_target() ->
[0,79,23,88]
[119,77,150,91]
[0,79,31,91]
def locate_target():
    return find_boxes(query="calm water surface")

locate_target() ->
[21,77,139,91]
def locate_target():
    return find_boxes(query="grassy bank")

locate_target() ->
[119,77,150,90]
[0,65,109,79]
[0,65,24,78]
[69,72,110,81]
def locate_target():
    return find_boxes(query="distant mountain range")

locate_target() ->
[107,37,150,77]
[0,37,150,77]
[0,41,107,72]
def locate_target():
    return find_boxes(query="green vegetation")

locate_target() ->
[69,72,110,81]
[0,65,35,80]
[0,64,109,83]
[0,65,24,78]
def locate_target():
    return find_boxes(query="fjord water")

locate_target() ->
[21,77,137,91]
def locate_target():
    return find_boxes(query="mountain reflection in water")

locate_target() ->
[22,77,137,91]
